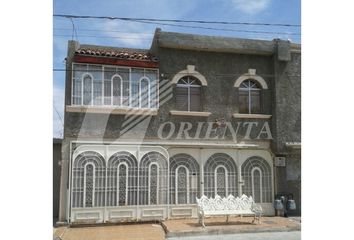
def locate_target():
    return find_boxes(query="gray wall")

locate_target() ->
[53,139,62,220]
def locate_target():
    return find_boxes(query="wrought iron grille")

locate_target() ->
[241,157,272,203]
[139,152,168,205]
[204,153,238,198]
[107,152,138,206]
[169,154,200,204]
[72,151,106,208]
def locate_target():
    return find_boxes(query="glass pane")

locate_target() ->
[83,75,92,105]
[150,165,158,205]
[73,79,82,105]
[73,64,87,79]
[251,91,261,113]
[177,167,188,204]
[118,165,127,206]
[85,165,94,207]
[140,79,149,108]
[216,167,226,197]
[104,79,111,105]
[176,87,188,111]
[113,76,121,106]
[253,169,261,203]
[93,79,102,105]
[238,90,249,113]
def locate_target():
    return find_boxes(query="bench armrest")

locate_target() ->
[251,203,263,215]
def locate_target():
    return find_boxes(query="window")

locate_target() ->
[176,76,201,111]
[204,153,238,198]
[239,80,261,114]
[107,152,138,206]
[169,154,200,205]
[139,152,168,205]
[241,157,272,203]
[72,151,106,208]
[72,63,158,109]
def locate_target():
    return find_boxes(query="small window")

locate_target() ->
[239,80,261,114]
[176,76,201,111]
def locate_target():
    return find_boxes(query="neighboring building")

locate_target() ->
[53,138,62,222]
[57,29,301,224]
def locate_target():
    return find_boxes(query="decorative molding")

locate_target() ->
[170,110,211,117]
[232,113,272,119]
[171,65,208,86]
[234,69,268,89]
[66,105,158,115]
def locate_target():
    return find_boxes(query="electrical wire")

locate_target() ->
[53,14,301,27]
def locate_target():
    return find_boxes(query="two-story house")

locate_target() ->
[57,29,301,224]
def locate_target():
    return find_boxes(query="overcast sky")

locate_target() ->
[53,0,301,138]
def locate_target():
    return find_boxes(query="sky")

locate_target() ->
[53,0,301,138]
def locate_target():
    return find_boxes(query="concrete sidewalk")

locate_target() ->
[162,216,301,238]
[53,217,300,240]
[53,223,165,240]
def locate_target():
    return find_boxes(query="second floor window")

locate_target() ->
[238,80,261,114]
[72,63,158,109]
[176,76,201,111]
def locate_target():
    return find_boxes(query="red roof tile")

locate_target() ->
[75,48,158,62]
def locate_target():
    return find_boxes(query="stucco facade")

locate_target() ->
[57,29,301,224]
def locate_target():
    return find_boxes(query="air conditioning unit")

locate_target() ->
[274,157,286,167]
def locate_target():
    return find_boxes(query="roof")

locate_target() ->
[75,45,158,62]
[151,29,301,56]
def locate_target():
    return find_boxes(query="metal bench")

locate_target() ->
[196,194,262,228]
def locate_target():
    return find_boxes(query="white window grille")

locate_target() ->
[72,63,158,109]
[139,77,150,108]
[204,153,238,198]
[84,163,95,207]
[241,157,272,203]
[83,74,93,105]
[149,163,159,205]
[112,75,123,106]
[107,152,138,206]
[117,163,128,206]
[139,152,168,205]
[72,151,106,208]
[215,165,228,197]
[169,154,200,204]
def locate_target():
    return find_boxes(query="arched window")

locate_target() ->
[112,75,123,106]
[139,152,168,205]
[239,80,261,114]
[84,163,95,207]
[204,153,238,198]
[83,74,93,105]
[169,154,200,205]
[149,163,159,204]
[176,166,189,204]
[241,157,272,203]
[117,163,128,206]
[139,78,150,108]
[176,76,201,111]
[215,165,228,197]
[107,151,138,206]
[72,151,106,208]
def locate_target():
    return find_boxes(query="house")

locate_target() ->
[57,29,301,224]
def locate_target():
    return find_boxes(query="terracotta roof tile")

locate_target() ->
[75,48,158,62]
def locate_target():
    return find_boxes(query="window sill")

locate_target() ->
[170,110,211,117]
[232,113,272,119]
[66,105,158,115]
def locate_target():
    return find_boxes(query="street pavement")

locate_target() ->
[167,230,301,240]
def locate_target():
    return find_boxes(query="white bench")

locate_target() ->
[196,194,262,228]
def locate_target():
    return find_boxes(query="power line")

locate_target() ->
[53,14,301,27]
[129,19,300,36]
[54,27,154,35]
[54,34,152,40]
